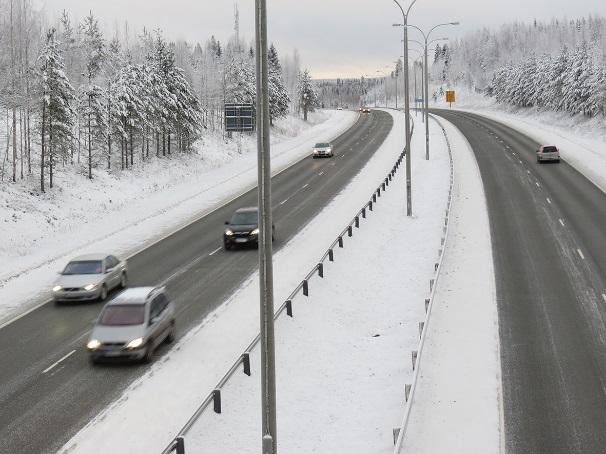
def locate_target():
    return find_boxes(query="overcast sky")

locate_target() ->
[36,0,605,79]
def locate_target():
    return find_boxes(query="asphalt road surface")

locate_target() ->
[0,110,393,454]
[434,109,606,453]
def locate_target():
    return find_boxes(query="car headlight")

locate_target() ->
[87,339,101,350]
[225,229,234,236]
[251,228,259,235]
[83,284,97,291]
[126,337,144,349]
[53,285,62,292]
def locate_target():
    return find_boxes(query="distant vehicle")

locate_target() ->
[363,107,371,113]
[52,254,127,303]
[337,107,343,110]
[536,145,560,163]
[223,207,275,250]
[312,142,334,158]
[86,286,175,363]
[358,107,363,112]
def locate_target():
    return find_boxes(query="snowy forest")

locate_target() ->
[432,15,606,116]
[0,1,319,192]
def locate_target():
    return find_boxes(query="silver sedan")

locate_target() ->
[52,253,128,303]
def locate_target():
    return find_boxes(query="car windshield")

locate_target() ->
[231,211,258,225]
[542,146,558,153]
[99,305,145,326]
[62,260,103,275]
[314,143,330,148]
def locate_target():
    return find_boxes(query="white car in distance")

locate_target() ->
[312,142,334,159]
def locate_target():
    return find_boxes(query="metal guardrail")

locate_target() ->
[160,128,413,454]
[392,114,455,452]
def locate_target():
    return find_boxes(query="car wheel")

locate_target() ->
[89,356,99,366]
[223,241,231,251]
[143,345,153,363]
[166,321,176,344]
[120,272,128,289]
[99,285,108,301]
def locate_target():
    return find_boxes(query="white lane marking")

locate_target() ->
[43,350,76,374]
[559,219,565,227]
[209,246,222,256]
[318,171,324,176]
[302,183,309,189]
[602,293,606,304]
[547,197,552,204]
[341,154,345,158]
[527,170,531,174]
[519,160,523,164]
[535,182,540,188]
[280,198,289,205]
[577,249,585,260]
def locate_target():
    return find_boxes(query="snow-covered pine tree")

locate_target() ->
[38,27,75,191]
[268,43,290,125]
[296,69,317,121]
[79,11,106,179]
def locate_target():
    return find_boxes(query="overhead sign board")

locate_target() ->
[225,103,255,132]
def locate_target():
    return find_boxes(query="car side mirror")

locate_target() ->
[105,268,114,274]
[149,316,160,326]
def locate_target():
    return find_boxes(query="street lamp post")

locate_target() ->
[254,1,277,453]
[392,0,418,217]
[407,22,459,160]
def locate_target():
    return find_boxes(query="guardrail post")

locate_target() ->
[303,279,309,296]
[388,173,392,181]
[328,248,334,261]
[435,262,439,271]
[405,383,412,402]
[425,298,430,312]
[441,237,445,245]
[369,200,373,211]
[372,193,376,203]
[393,428,400,445]
[242,352,251,376]
[412,351,418,370]
[318,263,324,278]
[430,279,435,292]
[355,216,359,228]
[418,322,425,338]
[348,225,353,237]
[338,236,343,248]
[286,300,293,317]
[213,389,221,414]
[176,436,186,454]
[362,207,366,218]
[377,187,381,197]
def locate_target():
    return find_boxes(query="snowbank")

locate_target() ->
[0,110,357,325]
[400,115,501,453]
[59,109,452,453]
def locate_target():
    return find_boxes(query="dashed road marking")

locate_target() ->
[535,182,540,188]
[602,293,606,304]
[577,249,585,260]
[209,246,222,256]
[547,197,552,204]
[527,170,531,174]
[280,198,289,205]
[519,160,523,164]
[302,183,309,189]
[318,171,324,176]
[43,350,76,374]
[559,219,565,226]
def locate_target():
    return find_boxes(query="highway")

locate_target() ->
[435,109,606,453]
[0,110,393,454]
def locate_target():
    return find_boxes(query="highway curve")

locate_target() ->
[435,109,606,453]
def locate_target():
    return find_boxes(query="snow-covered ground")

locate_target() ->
[0,110,357,326]
[399,116,501,453]
[59,109,455,453]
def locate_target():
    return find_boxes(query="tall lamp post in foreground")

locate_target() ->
[392,0,418,217]
[408,22,459,160]
[254,1,277,453]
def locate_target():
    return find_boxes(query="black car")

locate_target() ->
[223,207,275,250]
